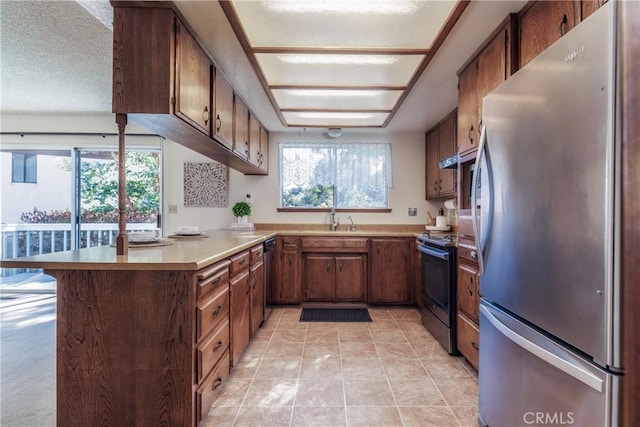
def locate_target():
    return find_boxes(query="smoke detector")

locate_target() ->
[327,128,342,138]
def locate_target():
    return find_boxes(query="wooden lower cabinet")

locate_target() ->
[456,262,480,322]
[230,267,250,367]
[197,351,230,423]
[303,254,366,302]
[457,313,480,370]
[249,260,265,336]
[271,236,302,304]
[368,238,412,304]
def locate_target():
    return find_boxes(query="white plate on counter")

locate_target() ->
[425,225,451,231]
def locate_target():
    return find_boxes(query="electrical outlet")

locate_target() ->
[408,207,417,217]
[168,204,178,214]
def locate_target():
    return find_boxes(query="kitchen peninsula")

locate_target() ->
[0,227,426,426]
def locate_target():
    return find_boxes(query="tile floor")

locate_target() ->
[201,306,478,427]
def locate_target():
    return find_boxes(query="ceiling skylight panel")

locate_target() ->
[272,89,402,110]
[256,53,424,86]
[283,111,388,127]
[231,1,457,49]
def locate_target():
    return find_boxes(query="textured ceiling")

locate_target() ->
[1,0,527,133]
[0,0,113,114]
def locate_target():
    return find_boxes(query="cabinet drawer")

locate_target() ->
[197,261,230,300]
[230,250,250,275]
[457,313,479,371]
[197,320,229,382]
[197,351,230,424]
[301,237,368,251]
[457,241,479,265]
[250,244,263,264]
[197,285,229,342]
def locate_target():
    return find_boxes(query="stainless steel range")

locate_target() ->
[417,233,457,354]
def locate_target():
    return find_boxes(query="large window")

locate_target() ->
[280,142,391,209]
[11,153,37,183]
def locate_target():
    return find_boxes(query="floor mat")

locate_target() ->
[299,307,372,322]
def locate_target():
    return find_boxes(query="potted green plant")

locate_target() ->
[232,201,252,223]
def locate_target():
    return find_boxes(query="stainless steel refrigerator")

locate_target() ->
[474,2,622,425]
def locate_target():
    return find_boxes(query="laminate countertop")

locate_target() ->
[0,229,425,271]
[0,230,276,271]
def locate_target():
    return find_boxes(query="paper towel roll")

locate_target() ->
[444,198,457,210]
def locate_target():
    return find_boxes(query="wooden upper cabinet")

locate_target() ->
[259,126,269,173]
[581,0,607,21]
[519,1,577,67]
[438,112,457,196]
[175,21,211,135]
[213,69,234,149]
[478,17,517,121]
[426,110,457,200]
[425,130,440,200]
[248,113,261,167]
[233,96,249,159]
[457,15,516,157]
[457,58,479,156]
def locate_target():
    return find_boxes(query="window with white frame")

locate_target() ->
[11,153,37,183]
[280,142,392,209]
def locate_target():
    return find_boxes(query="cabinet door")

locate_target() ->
[233,97,249,159]
[213,69,234,148]
[259,126,269,173]
[304,255,335,301]
[248,113,261,167]
[457,59,479,155]
[438,112,457,197]
[250,261,264,336]
[335,255,366,301]
[230,270,250,366]
[369,239,411,303]
[581,0,606,21]
[274,237,301,304]
[175,22,211,135]
[425,130,440,200]
[457,262,480,323]
[519,1,577,67]
[478,27,509,126]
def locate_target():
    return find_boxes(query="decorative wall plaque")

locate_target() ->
[183,162,228,207]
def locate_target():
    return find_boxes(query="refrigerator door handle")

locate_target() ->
[480,304,604,393]
[472,125,489,275]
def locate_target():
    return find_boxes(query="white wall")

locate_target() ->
[1,114,450,232]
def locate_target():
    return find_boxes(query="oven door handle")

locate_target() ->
[418,245,449,261]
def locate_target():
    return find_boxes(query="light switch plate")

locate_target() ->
[408,207,417,216]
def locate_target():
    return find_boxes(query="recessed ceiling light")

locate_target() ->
[263,0,421,15]
[276,54,398,65]
[286,89,380,97]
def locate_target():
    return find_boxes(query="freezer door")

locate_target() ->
[479,301,616,426]
[478,2,616,365]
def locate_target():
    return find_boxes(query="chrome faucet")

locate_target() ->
[330,207,340,231]
[346,215,356,232]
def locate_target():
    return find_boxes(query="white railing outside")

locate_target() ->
[1,223,156,277]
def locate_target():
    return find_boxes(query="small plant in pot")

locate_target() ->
[232,201,252,223]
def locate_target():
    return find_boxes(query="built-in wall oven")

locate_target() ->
[417,234,457,354]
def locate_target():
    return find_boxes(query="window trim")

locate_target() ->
[277,207,392,213]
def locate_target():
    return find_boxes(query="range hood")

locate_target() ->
[438,153,459,169]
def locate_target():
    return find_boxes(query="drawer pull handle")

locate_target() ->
[216,115,222,132]
[239,259,245,265]
[212,340,223,351]
[470,250,477,259]
[212,377,223,390]
[467,279,474,296]
[212,305,223,316]
[471,341,479,350]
